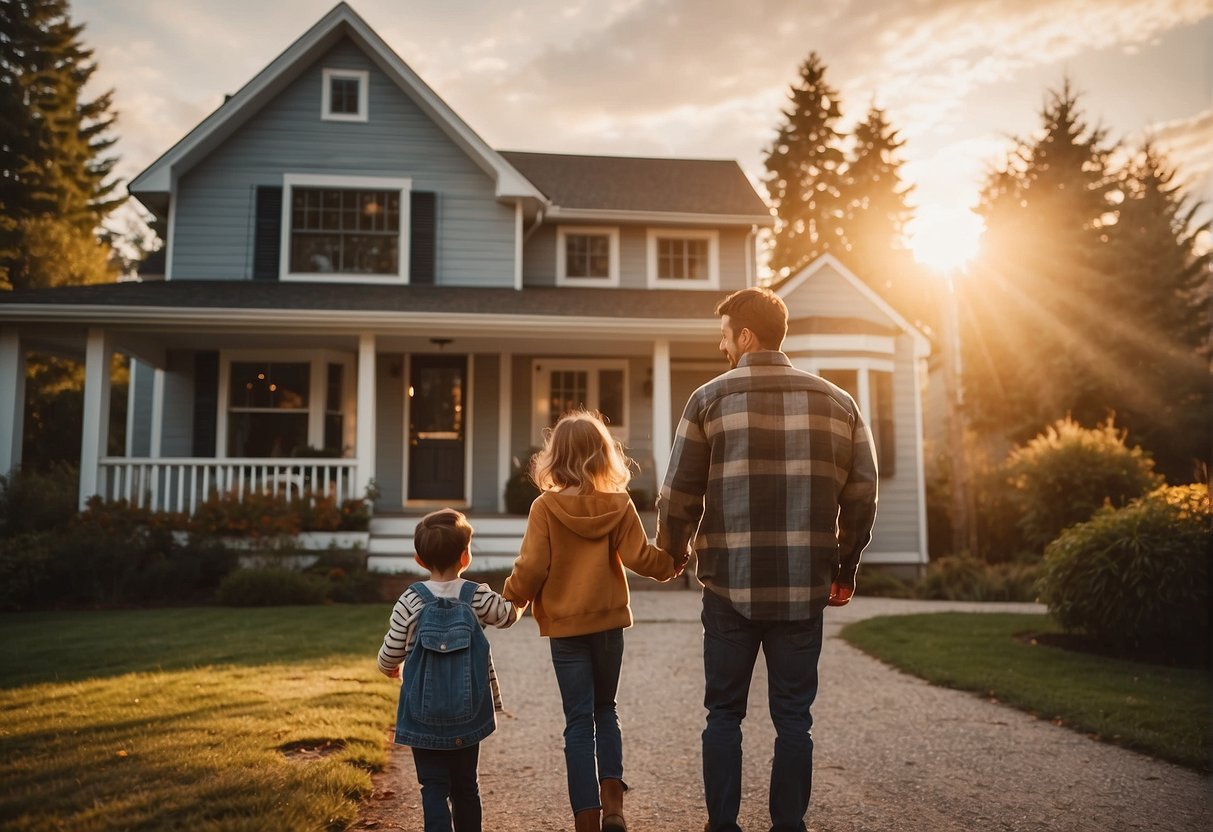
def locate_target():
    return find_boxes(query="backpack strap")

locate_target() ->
[409,582,435,603]
[457,580,478,604]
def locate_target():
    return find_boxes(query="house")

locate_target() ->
[0,3,929,575]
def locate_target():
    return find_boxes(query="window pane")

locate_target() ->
[227,412,309,457]
[413,365,464,434]
[549,370,588,423]
[598,370,625,427]
[290,188,400,275]
[566,234,610,279]
[229,362,309,410]
[324,414,344,454]
[872,371,896,477]
[326,363,343,412]
[330,77,359,114]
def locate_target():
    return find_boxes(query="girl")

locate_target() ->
[503,410,683,832]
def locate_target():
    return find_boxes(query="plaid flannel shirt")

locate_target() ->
[656,350,878,621]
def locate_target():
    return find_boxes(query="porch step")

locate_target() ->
[368,515,524,575]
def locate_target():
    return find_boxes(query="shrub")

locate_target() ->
[916,554,1039,602]
[0,462,79,536]
[504,451,541,515]
[1036,484,1211,663]
[856,568,915,599]
[1005,417,1163,550]
[0,531,62,610]
[190,491,300,541]
[215,567,331,606]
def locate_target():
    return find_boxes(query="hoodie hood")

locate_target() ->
[539,490,632,539]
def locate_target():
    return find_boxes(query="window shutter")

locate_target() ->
[192,351,219,457]
[410,191,436,284]
[253,186,283,281]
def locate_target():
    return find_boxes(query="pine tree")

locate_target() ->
[1101,140,1211,481]
[763,53,847,279]
[843,104,926,320]
[965,80,1120,439]
[0,0,123,289]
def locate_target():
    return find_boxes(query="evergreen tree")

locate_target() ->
[0,0,123,289]
[965,80,1120,439]
[843,104,926,322]
[763,53,847,278]
[1101,140,1210,481]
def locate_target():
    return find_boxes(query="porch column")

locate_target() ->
[355,333,376,499]
[651,339,672,484]
[0,328,26,477]
[79,328,113,509]
[497,352,512,513]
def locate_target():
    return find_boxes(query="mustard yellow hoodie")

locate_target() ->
[502,490,678,637]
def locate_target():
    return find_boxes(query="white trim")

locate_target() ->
[556,225,620,287]
[128,4,545,202]
[671,359,727,372]
[783,334,896,355]
[464,355,475,507]
[321,68,368,122]
[164,188,176,280]
[912,356,929,565]
[124,359,136,457]
[803,356,896,374]
[79,328,112,509]
[401,353,411,506]
[862,550,924,565]
[356,334,376,498]
[215,348,356,459]
[514,202,524,291]
[279,173,412,283]
[497,353,512,513]
[646,228,720,290]
[776,254,931,357]
[531,358,630,444]
[0,330,25,477]
[547,206,772,226]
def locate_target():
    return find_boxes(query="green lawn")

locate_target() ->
[0,606,399,831]
[840,613,1211,771]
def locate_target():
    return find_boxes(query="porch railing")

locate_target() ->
[96,457,361,516]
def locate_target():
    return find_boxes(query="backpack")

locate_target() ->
[393,581,496,750]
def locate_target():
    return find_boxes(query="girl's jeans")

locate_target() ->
[549,628,626,814]
[411,744,481,832]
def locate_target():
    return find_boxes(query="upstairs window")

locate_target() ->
[556,226,620,286]
[647,229,719,289]
[322,68,368,122]
[281,174,411,283]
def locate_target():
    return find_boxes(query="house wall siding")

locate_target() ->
[523,224,752,291]
[782,262,891,326]
[471,354,500,510]
[171,38,514,286]
[160,351,196,457]
[127,359,155,457]
[864,335,923,554]
[374,353,404,509]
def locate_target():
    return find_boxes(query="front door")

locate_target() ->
[407,354,467,501]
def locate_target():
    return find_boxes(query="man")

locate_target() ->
[656,286,878,832]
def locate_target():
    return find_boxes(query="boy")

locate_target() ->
[378,508,519,832]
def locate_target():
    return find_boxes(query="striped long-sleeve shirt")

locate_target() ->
[656,350,879,621]
[377,579,520,710]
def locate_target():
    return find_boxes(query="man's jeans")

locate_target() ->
[549,628,626,814]
[411,744,481,832]
[701,589,824,832]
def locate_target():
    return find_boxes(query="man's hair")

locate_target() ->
[715,287,788,349]
[413,508,473,571]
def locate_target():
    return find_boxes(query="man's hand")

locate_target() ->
[827,582,854,607]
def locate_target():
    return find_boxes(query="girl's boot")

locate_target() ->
[574,808,601,832]
[600,779,627,832]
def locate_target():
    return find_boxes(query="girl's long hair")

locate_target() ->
[530,410,635,494]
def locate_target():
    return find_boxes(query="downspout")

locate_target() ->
[524,206,545,242]
[745,224,758,287]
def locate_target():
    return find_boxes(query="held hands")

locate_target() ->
[387,665,402,680]
[827,581,854,607]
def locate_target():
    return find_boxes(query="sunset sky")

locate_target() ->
[74,0,1212,268]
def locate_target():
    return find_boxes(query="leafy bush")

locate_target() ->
[0,462,79,536]
[189,491,372,541]
[215,567,331,606]
[1036,484,1211,663]
[916,554,1039,602]
[1005,417,1163,550]
[504,451,541,515]
[0,531,61,610]
[855,568,915,599]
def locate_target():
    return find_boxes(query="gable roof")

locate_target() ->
[775,253,931,356]
[500,152,773,225]
[129,3,543,204]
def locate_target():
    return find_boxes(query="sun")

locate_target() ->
[907,206,985,275]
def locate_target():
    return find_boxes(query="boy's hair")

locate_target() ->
[531,410,634,494]
[715,287,788,349]
[413,508,473,572]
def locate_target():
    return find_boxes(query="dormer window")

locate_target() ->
[322,68,368,122]
[556,226,620,287]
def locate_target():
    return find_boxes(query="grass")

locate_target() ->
[840,613,1211,772]
[0,606,399,831]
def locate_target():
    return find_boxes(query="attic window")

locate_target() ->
[556,226,620,286]
[322,68,368,122]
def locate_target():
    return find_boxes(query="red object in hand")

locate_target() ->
[827,582,854,606]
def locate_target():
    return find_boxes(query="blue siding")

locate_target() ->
[471,354,500,510]
[172,38,515,286]
[127,360,155,457]
[374,352,404,510]
[160,351,195,457]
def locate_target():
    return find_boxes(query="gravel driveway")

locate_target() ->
[356,592,1211,832]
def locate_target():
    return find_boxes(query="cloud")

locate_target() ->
[1143,109,1213,204]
